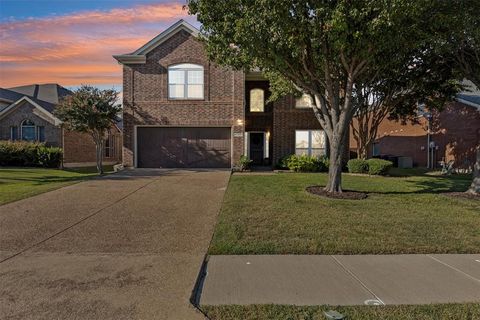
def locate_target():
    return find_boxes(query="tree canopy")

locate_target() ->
[188,0,466,192]
[55,85,121,173]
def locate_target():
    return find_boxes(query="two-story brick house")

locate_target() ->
[114,20,327,168]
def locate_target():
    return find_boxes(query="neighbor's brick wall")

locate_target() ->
[122,30,245,167]
[0,100,61,146]
[349,101,480,168]
[63,126,122,164]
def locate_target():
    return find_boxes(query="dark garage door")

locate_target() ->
[137,127,231,168]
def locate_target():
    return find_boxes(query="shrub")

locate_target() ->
[37,145,63,168]
[0,141,63,168]
[347,158,369,174]
[367,158,393,176]
[237,155,253,171]
[284,154,329,172]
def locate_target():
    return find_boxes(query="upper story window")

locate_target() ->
[168,63,204,99]
[295,93,314,108]
[250,88,264,112]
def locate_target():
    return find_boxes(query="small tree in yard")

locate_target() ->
[449,0,479,195]
[188,0,457,192]
[55,86,121,174]
[433,0,480,195]
[351,48,459,160]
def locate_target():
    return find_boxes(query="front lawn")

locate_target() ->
[0,166,113,206]
[202,303,480,320]
[209,171,479,254]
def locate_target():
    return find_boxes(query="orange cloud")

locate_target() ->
[0,2,194,87]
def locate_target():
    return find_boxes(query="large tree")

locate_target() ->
[189,0,447,192]
[55,86,121,174]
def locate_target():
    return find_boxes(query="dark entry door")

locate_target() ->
[249,132,264,165]
[137,127,231,168]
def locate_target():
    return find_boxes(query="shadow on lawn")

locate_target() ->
[0,175,92,185]
[378,177,471,194]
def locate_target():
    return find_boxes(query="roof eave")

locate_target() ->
[113,54,147,65]
[0,96,61,125]
[456,97,480,110]
[132,19,199,56]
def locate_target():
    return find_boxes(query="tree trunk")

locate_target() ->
[467,147,480,194]
[94,138,104,174]
[325,135,345,193]
[357,143,368,160]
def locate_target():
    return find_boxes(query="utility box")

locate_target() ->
[398,156,413,168]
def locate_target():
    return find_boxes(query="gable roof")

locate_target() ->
[7,84,72,104]
[0,96,61,125]
[113,19,199,64]
[0,87,57,114]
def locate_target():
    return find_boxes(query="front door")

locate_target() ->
[249,132,264,165]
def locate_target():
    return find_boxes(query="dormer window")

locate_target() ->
[250,88,264,112]
[168,63,204,99]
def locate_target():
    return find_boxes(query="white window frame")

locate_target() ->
[295,130,326,157]
[168,63,204,100]
[21,119,36,141]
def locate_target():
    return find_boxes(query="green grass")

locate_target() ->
[209,171,479,254]
[0,166,114,205]
[201,303,480,320]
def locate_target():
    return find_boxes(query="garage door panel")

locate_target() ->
[137,127,231,168]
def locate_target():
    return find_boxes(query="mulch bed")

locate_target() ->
[444,192,480,200]
[306,186,368,200]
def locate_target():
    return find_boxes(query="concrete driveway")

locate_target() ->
[0,169,230,320]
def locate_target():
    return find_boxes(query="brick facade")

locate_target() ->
[271,95,324,165]
[122,30,245,167]
[0,100,61,146]
[63,127,122,165]
[0,100,122,166]
[349,101,480,169]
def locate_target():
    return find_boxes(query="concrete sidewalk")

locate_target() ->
[198,254,480,306]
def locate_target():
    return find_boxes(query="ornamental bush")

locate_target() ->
[347,159,369,174]
[284,154,329,172]
[367,158,393,176]
[0,141,63,168]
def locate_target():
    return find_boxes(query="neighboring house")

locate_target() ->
[0,84,122,167]
[114,19,332,168]
[349,83,480,170]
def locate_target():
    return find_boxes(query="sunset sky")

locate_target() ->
[0,0,197,91]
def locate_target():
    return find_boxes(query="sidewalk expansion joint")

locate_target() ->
[427,254,480,284]
[330,255,385,305]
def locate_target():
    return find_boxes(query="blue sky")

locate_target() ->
[0,0,168,21]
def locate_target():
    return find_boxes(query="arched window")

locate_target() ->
[21,119,36,141]
[250,88,264,112]
[168,63,204,99]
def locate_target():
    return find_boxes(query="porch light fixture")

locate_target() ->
[236,119,244,126]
